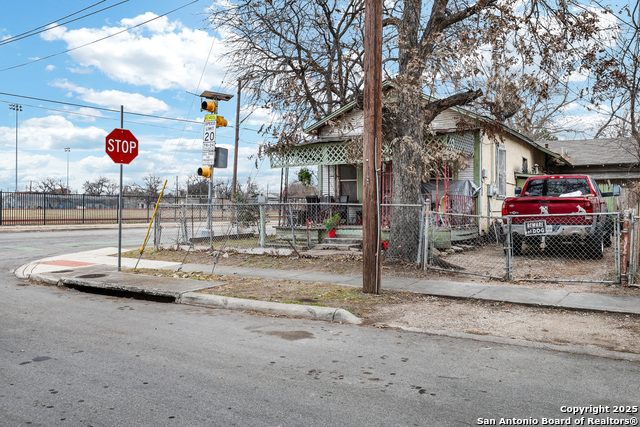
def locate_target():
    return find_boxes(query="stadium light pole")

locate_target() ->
[9,103,22,193]
[65,147,71,194]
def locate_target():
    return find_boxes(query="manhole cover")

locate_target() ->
[77,274,107,279]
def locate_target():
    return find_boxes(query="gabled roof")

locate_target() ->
[303,81,565,162]
[542,138,639,167]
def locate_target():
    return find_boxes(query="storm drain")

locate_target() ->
[62,283,176,303]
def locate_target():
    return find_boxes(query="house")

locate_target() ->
[543,138,640,210]
[269,84,566,232]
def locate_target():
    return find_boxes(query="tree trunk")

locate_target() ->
[388,84,424,261]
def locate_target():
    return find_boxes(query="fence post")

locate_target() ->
[288,204,296,246]
[416,201,426,265]
[626,215,634,285]
[259,200,266,248]
[423,209,431,271]
[0,191,2,225]
[82,194,85,224]
[621,210,630,279]
[505,216,512,281]
[43,193,47,225]
[154,208,161,250]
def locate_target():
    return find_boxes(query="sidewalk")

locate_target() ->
[14,247,640,322]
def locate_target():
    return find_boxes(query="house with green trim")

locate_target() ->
[269,85,566,232]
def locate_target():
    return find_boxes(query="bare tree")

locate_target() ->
[142,173,163,198]
[187,173,209,197]
[83,176,118,196]
[211,0,609,261]
[591,3,640,150]
[35,178,66,193]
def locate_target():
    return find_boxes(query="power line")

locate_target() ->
[0,96,263,145]
[0,0,129,47]
[0,91,203,124]
[0,0,200,73]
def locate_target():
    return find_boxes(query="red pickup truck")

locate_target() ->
[501,175,619,258]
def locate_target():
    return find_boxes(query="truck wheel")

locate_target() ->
[587,235,604,259]
[603,217,613,248]
[512,235,523,256]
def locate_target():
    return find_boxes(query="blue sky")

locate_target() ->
[0,0,281,195]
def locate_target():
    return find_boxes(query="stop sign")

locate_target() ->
[106,128,138,164]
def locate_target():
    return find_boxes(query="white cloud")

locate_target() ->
[14,115,106,150]
[242,105,279,127]
[41,15,231,91]
[50,79,170,113]
[45,64,55,71]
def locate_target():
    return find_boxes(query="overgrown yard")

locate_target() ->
[127,248,640,355]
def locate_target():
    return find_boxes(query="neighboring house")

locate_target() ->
[269,84,566,231]
[543,138,640,210]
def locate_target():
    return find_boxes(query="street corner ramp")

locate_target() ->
[179,292,362,324]
[36,267,215,302]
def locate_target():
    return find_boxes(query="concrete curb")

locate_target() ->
[179,292,362,324]
[20,265,363,325]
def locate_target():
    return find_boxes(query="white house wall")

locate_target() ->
[429,109,467,132]
[480,132,546,218]
[318,109,364,139]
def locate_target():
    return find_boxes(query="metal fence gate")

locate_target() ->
[425,212,622,284]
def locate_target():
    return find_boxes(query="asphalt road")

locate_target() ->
[2,229,639,426]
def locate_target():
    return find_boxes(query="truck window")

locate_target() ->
[524,179,544,196]
[523,178,590,196]
[547,178,590,196]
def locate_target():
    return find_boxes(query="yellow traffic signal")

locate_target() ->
[197,166,212,178]
[216,116,228,127]
[201,101,216,112]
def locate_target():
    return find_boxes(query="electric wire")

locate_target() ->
[0,0,130,47]
[0,0,109,45]
[0,0,200,72]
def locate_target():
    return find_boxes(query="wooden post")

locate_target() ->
[362,0,383,294]
[232,79,242,200]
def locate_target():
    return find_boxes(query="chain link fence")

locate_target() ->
[425,211,622,284]
[152,201,627,285]
[152,201,366,252]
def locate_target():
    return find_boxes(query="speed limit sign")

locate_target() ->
[203,114,217,144]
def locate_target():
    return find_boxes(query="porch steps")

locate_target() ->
[314,228,363,251]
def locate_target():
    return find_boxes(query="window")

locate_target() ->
[497,145,506,197]
[339,164,358,202]
[524,178,590,196]
[522,158,528,174]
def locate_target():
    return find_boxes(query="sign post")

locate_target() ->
[106,111,138,271]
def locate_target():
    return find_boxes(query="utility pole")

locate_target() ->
[65,147,71,194]
[9,103,21,193]
[362,0,383,294]
[232,79,242,201]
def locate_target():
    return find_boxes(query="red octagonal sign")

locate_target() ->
[106,128,138,164]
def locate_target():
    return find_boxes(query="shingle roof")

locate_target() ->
[542,138,639,166]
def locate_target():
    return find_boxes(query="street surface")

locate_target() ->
[1,229,639,426]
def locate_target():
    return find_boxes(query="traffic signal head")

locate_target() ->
[216,116,228,127]
[197,166,212,178]
[201,101,216,112]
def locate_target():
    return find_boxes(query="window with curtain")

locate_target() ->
[497,145,506,197]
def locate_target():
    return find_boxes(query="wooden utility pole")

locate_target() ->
[362,0,383,294]
[231,79,242,200]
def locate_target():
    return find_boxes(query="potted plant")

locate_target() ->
[323,213,341,238]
